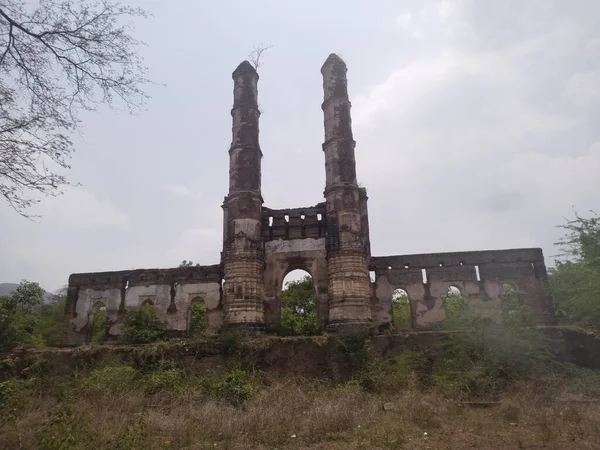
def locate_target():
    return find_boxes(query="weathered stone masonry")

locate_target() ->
[64,54,555,343]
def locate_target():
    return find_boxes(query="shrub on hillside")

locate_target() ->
[434,303,550,398]
[142,368,184,395]
[214,369,255,406]
[359,351,429,393]
[77,366,138,395]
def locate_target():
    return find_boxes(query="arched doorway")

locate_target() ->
[88,301,107,343]
[392,288,412,329]
[279,269,319,336]
[188,296,207,337]
[445,285,464,322]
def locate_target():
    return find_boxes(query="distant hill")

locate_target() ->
[0,283,57,303]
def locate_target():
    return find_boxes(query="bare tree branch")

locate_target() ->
[0,0,152,218]
[248,43,272,70]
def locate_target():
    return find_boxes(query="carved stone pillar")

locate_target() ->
[321,54,372,331]
[221,61,265,331]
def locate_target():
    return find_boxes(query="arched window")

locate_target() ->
[89,302,107,343]
[392,288,412,329]
[188,296,207,337]
[279,269,319,336]
[445,285,464,320]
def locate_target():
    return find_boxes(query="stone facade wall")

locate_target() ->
[65,266,222,344]
[261,204,327,241]
[370,248,555,329]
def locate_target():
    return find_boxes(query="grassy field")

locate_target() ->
[2,351,600,450]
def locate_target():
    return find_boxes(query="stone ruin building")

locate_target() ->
[64,54,555,344]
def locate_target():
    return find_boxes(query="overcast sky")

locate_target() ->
[1,0,599,292]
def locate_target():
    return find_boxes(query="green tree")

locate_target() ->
[35,286,67,347]
[0,280,45,354]
[279,276,320,336]
[391,289,412,329]
[179,260,200,267]
[549,210,600,330]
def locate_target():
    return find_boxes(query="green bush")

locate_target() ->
[359,351,428,393]
[219,329,245,355]
[110,413,148,449]
[337,327,372,371]
[90,308,107,344]
[123,304,165,344]
[142,368,184,395]
[36,403,97,450]
[189,301,207,337]
[0,380,28,425]
[214,369,255,405]
[77,366,138,395]
[434,304,549,398]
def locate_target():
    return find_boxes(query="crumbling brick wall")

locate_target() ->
[65,265,222,344]
[370,248,555,329]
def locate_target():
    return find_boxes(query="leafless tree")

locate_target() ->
[0,0,151,218]
[248,43,272,70]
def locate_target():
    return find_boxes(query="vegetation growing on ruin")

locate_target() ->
[189,302,207,338]
[279,276,321,336]
[391,289,412,329]
[123,304,165,344]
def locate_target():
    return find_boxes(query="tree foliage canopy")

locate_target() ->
[549,210,600,331]
[279,275,320,336]
[0,280,45,354]
[0,0,150,216]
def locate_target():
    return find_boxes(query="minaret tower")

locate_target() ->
[321,54,372,331]
[221,61,265,331]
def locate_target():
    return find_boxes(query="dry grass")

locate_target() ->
[2,370,600,450]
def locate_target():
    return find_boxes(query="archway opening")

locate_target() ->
[392,288,412,329]
[188,296,207,337]
[445,286,464,321]
[89,302,107,344]
[279,269,319,336]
